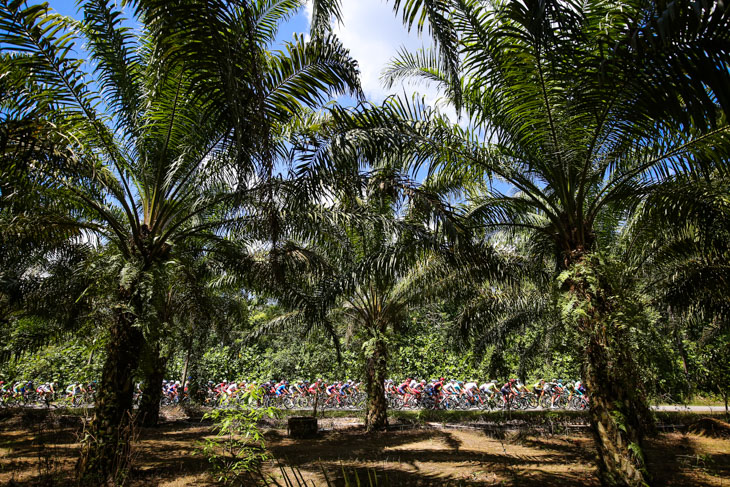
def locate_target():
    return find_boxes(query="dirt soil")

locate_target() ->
[1,409,729,486]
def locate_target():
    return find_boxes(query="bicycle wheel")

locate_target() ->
[555,394,569,409]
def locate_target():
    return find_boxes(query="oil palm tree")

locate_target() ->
[248,162,511,430]
[315,0,730,484]
[625,175,730,398]
[0,0,360,479]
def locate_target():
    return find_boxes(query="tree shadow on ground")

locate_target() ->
[2,412,729,487]
[267,426,600,486]
[645,433,730,486]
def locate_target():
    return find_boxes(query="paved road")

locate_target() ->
[652,405,726,413]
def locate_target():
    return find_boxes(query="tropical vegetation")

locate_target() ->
[1,0,729,486]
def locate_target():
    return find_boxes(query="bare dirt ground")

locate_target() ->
[1,409,729,486]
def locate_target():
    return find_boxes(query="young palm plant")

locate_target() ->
[0,0,360,480]
[318,0,730,484]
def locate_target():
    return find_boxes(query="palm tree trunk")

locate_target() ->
[365,334,388,432]
[78,304,144,483]
[180,347,190,391]
[584,333,653,486]
[138,343,167,427]
[565,253,654,487]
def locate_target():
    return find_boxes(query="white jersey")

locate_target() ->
[464,382,478,391]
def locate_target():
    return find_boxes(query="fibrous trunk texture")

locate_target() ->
[138,344,166,427]
[585,338,653,486]
[565,253,654,487]
[365,334,388,432]
[78,305,144,483]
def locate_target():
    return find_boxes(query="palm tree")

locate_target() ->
[248,159,509,430]
[450,236,559,382]
[257,194,427,430]
[0,0,360,479]
[135,245,253,426]
[319,0,730,484]
[625,176,730,400]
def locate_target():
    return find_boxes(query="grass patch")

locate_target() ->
[653,410,728,426]
[390,408,590,425]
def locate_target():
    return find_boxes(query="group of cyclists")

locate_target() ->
[202,379,366,409]
[0,380,95,407]
[385,377,588,410]
[194,377,588,411]
[1,377,588,411]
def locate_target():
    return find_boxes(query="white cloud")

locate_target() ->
[305,0,458,121]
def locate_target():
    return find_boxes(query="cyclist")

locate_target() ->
[411,379,426,397]
[432,377,445,399]
[291,380,305,396]
[500,379,518,406]
[384,379,395,394]
[479,380,498,399]
[324,381,341,407]
[443,379,458,397]
[397,378,411,396]
[308,379,322,396]
[464,380,479,398]
[533,379,546,400]
[274,380,288,396]
[547,379,564,408]
[37,382,55,404]
[325,381,339,397]
[224,380,239,399]
[65,382,82,403]
[172,381,182,402]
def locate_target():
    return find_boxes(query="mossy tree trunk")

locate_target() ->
[364,327,388,432]
[138,343,167,427]
[78,302,144,483]
[583,328,653,486]
[564,253,654,487]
